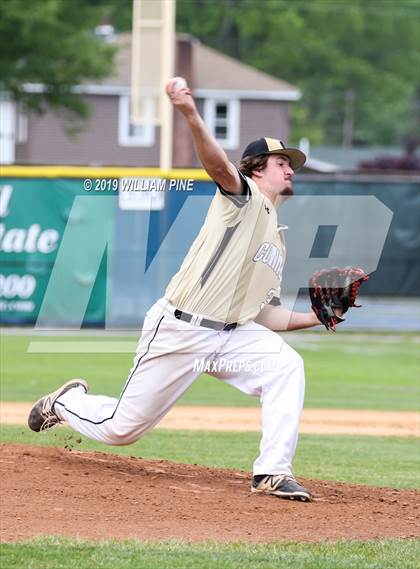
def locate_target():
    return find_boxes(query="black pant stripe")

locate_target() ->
[55,315,165,426]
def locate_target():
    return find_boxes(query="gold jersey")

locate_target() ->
[165,174,286,324]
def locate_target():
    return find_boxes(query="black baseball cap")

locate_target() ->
[241,137,306,170]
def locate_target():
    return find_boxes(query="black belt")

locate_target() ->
[174,309,237,331]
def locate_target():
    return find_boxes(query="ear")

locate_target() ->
[252,168,264,179]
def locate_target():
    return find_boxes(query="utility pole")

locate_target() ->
[342,89,355,147]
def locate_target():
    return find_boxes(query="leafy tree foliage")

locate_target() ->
[176,0,420,146]
[0,0,116,117]
[4,0,417,145]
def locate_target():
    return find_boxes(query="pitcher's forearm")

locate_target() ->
[185,111,232,178]
[256,305,321,331]
[166,79,241,193]
[285,311,321,331]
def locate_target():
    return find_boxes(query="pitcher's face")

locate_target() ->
[253,154,295,199]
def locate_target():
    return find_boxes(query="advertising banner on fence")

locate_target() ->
[0,179,106,325]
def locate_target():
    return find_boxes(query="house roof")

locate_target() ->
[100,32,300,100]
[105,32,132,87]
[193,40,299,95]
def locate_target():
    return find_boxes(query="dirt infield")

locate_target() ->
[1,443,419,543]
[1,403,419,436]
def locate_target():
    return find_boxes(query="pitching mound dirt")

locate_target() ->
[1,444,419,543]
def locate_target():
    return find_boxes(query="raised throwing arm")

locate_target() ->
[166,78,242,194]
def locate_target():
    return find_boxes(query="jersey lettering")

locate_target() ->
[253,242,284,278]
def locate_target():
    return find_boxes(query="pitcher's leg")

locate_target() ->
[55,391,118,442]
[253,343,305,475]
[52,312,169,444]
[55,349,202,445]
[31,305,219,446]
[211,324,305,476]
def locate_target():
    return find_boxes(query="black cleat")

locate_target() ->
[28,379,88,432]
[251,474,312,502]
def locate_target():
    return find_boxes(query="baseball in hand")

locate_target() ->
[170,76,188,91]
[166,76,194,113]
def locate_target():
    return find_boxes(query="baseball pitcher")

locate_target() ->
[28,78,364,502]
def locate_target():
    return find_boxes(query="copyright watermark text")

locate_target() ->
[83,178,194,192]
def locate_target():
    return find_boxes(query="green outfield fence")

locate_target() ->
[0,166,418,326]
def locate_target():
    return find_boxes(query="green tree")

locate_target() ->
[81,0,133,33]
[54,0,419,145]
[0,0,116,117]
[177,0,420,146]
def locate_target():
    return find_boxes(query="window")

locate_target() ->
[203,99,240,149]
[118,95,155,147]
[16,102,28,144]
[0,99,15,164]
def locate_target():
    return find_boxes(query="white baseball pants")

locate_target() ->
[55,298,305,476]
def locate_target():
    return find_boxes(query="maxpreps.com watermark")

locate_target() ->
[83,177,194,192]
[193,358,278,374]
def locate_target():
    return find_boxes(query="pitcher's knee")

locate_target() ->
[105,418,151,446]
[287,348,305,386]
[107,431,138,446]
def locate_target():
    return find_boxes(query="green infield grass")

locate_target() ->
[1,332,419,410]
[1,425,419,489]
[1,537,419,569]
